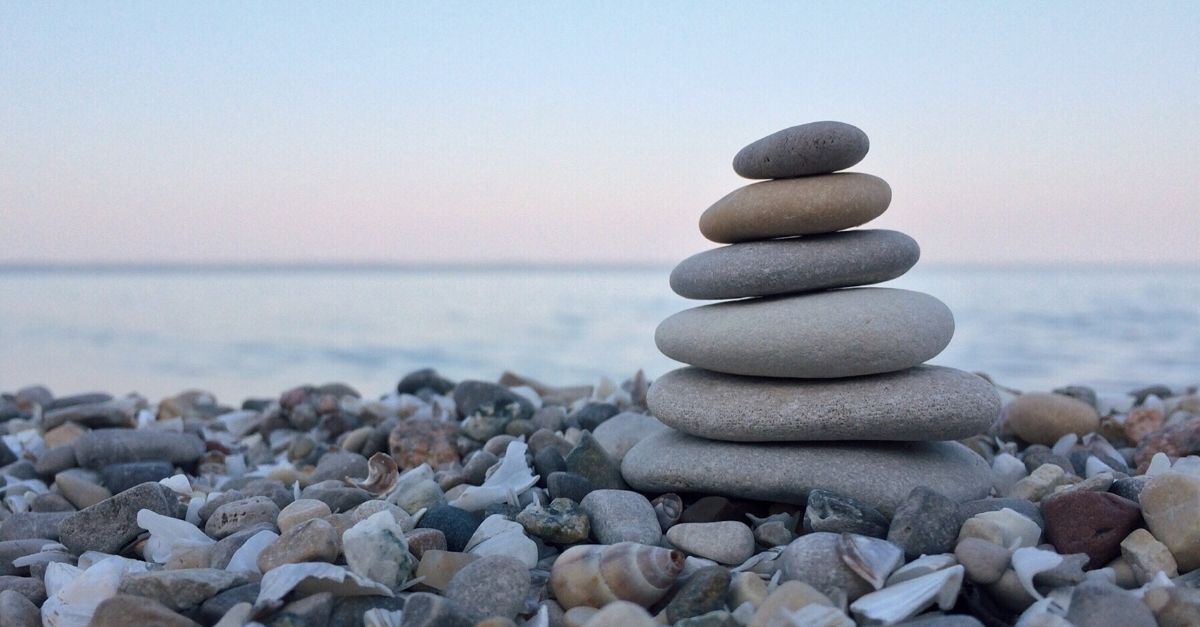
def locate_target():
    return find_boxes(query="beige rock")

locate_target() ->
[1105,555,1140,589]
[90,594,199,627]
[1140,471,1200,571]
[564,606,599,627]
[986,568,1036,613]
[1007,464,1073,502]
[256,518,339,572]
[1120,528,1178,584]
[581,600,656,627]
[727,571,768,610]
[1005,393,1100,445]
[1144,586,1200,627]
[277,498,331,534]
[700,173,891,243]
[666,521,755,565]
[414,550,479,592]
[749,580,835,627]
[43,422,88,449]
[54,469,111,509]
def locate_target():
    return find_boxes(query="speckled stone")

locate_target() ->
[700,173,891,243]
[655,288,953,379]
[670,230,918,300]
[648,365,997,441]
[733,121,870,179]
[58,482,182,554]
[622,430,990,516]
[444,555,530,622]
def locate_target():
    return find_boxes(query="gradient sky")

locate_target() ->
[2,2,1197,265]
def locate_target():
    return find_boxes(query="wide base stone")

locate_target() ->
[621,430,990,515]
[647,365,1000,442]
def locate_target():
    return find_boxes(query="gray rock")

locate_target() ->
[0,539,54,575]
[1066,580,1156,627]
[546,472,595,503]
[199,583,259,623]
[208,524,275,569]
[34,445,78,476]
[118,568,241,611]
[309,451,369,484]
[0,576,45,605]
[655,288,954,379]
[0,511,70,541]
[516,498,590,544]
[565,432,627,490]
[569,402,620,431]
[444,555,529,622]
[580,489,662,545]
[58,482,183,554]
[649,365,997,441]
[700,173,891,243]
[0,588,40,627]
[74,429,205,469]
[666,521,755,565]
[452,381,534,422]
[462,450,499,486]
[888,487,963,559]
[671,230,918,300]
[897,615,984,627]
[42,397,138,429]
[532,448,566,479]
[417,504,482,553]
[803,489,889,537]
[100,461,176,493]
[330,596,407,627]
[665,565,731,623]
[299,484,371,513]
[732,120,870,179]
[396,368,456,397]
[90,594,199,627]
[1111,475,1150,502]
[204,496,281,539]
[623,430,991,516]
[591,412,670,463]
[31,492,74,512]
[400,591,473,627]
[256,518,339,571]
[779,532,874,601]
[45,392,112,411]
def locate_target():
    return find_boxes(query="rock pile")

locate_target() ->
[624,121,1002,514]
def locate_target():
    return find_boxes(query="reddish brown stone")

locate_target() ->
[1125,406,1166,444]
[389,419,460,470]
[1042,490,1143,567]
[405,528,448,559]
[1134,417,1200,472]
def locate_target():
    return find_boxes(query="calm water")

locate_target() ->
[1,266,1197,402]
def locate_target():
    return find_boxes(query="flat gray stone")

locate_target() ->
[647,366,998,441]
[655,288,954,379]
[622,430,991,516]
[58,482,183,554]
[74,429,206,469]
[670,230,919,300]
[733,121,870,179]
[700,173,891,243]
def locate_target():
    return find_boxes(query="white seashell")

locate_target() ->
[974,508,1042,549]
[838,533,904,590]
[347,452,399,496]
[1172,456,1200,477]
[464,514,538,568]
[137,508,215,563]
[773,603,856,627]
[42,556,150,627]
[992,452,1028,495]
[1146,452,1173,476]
[1085,456,1115,478]
[363,608,404,627]
[885,553,958,586]
[1015,596,1072,627]
[730,547,784,574]
[77,552,147,570]
[158,474,192,495]
[448,441,538,512]
[254,562,392,610]
[731,601,757,625]
[1011,546,1063,600]
[136,408,155,429]
[226,530,278,574]
[849,564,964,624]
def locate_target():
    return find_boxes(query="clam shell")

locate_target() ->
[849,564,964,624]
[838,533,904,590]
[347,452,399,496]
[1011,546,1063,600]
[448,441,538,512]
[549,542,684,609]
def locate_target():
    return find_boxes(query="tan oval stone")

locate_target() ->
[1139,472,1200,572]
[699,173,891,243]
[1005,393,1100,445]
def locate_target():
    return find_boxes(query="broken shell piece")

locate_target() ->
[838,533,904,590]
[254,562,392,611]
[886,553,958,586]
[448,441,538,512]
[137,508,215,564]
[1050,433,1078,457]
[464,514,538,568]
[1145,452,1172,477]
[849,564,965,624]
[1012,546,1064,600]
[778,603,856,627]
[961,508,1042,550]
[347,452,399,496]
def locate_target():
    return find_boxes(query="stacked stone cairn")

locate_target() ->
[624,121,1002,516]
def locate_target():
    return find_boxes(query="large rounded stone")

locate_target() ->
[700,173,891,243]
[648,366,998,441]
[733,121,870,179]
[622,430,990,516]
[655,288,954,379]
[1005,393,1101,445]
[670,230,919,300]
[778,532,874,601]
[1139,471,1200,572]
[74,429,206,469]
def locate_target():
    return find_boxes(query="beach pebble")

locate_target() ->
[90,594,199,627]
[53,469,111,509]
[118,568,241,611]
[0,539,54,576]
[582,600,656,627]
[665,565,731,623]
[623,431,990,516]
[569,402,620,431]
[666,521,755,565]
[957,508,1041,549]
[955,538,1011,584]
[888,486,963,559]
[204,496,280,539]
[343,511,415,589]
[0,512,70,541]
[388,419,460,470]
[700,173,891,243]
[100,461,177,493]
[733,120,869,179]
[414,550,479,592]
[1007,463,1073,501]
[591,412,670,463]
[73,429,205,469]
[1066,579,1157,627]
[516,498,590,544]
[1139,471,1200,571]
[453,380,535,422]
[779,532,876,601]
[1120,528,1178,584]
[1005,393,1101,446]
[1041,490,1142,567]
[655,288,953,379]
[401,591,474,627]
[309,450,369,483]
[0,589,40,627]
[207,524,272,570]
[256,518,339,571]
[648,365,998,441]
[754,520,794,547]
[58,481,181,554]
[959,497,1044,528]
[276,498,332,534]
[0,576,45,605]
[418,504,483,552]
[405,528,447,559]
[444,555,529,622]
[1134,417,1200,472]
[748,580,836,627]
[397,368,456,397]
[565,432,627,490]
[580,489,661,545]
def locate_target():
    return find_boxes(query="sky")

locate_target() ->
[2,2,1198,266]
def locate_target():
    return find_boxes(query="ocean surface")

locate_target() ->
[1,265,1198,402]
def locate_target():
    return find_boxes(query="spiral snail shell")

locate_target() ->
[549,541,685,609]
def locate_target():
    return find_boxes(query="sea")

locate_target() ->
[1,265,1197,403]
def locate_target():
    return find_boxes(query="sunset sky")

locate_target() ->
[2,2,1197,266]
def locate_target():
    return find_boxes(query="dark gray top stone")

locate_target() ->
[733,121,869,179]
[74,429,206,469]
